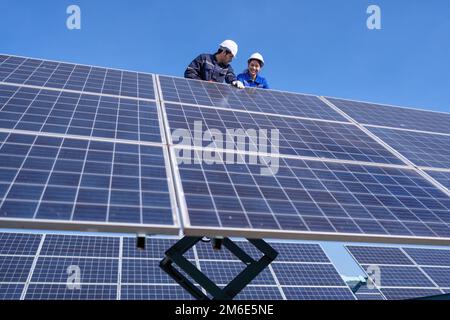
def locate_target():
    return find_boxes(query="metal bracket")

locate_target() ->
[159,236,278,300]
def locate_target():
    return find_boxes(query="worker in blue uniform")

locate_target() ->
[237,52,269,89]
[184,40,245,89]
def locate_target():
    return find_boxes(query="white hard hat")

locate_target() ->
[219,40,238,57]
[248,52,265,67]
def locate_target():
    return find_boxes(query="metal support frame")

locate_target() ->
[159,236,278,300]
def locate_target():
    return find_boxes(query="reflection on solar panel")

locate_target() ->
[0,84,162,143]
[0,232,355,300]
[347,245,450,300]
[0,55,155,99]
[0,132,177,233]
[368,127,450,169]
[165,103,403,164]
[159,75,348,121]
[176,149,450,240]
[326,97,450,135]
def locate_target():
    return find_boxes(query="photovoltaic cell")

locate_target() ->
[177,150,450,239]
[380,288,442,300]
[362,265,435,287]
[159,75,348,121]
[425,171,450,192]
[122,237,195,260]
[165,103,402,164]
[0,233,42,255]
[31,257,119,283]
[0,55,154,99]
[25,284,117,300]
[347,245,450,300]
[404,247,450,266]
[120,285,194,300]
[121,259,174,284]
[0,283,24,300]
[368,127,450,169]
[0,133,176,231]
[326,97,450,135]
[282,287,355,300]
[0,256,34,282]
[272,263,345,286]
[40,234,119,257]
[0,84,161,143]
[346,246,414,265]
[235,286,284,300]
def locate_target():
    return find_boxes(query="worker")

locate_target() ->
[237,53,269,89]
[184,40,245,89]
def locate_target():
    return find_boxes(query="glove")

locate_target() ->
[232,80,245,89]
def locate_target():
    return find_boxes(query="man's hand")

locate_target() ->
[232,80,245,89]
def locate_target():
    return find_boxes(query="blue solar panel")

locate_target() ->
[120,285,194,300]
[159,75,348,121]
[282,287,355,300]
[272,263,345,286]
[198,261,276,285]
[25,284,117,300]
[0,85,162,143]
[0,55,154,99]
[165,103,403,164]
[41,234,119,257]
[0,133,176,232]
[0,256,34,282]
[355,293,385,300]
[121,259,175,284]
[380,288,443,300]
[235,286,284,300]
[0,232,42,255]
[426,171,450,192]
[404,248,450,266]
[346,246,414,265]
[0,283,24,300]
[177,150,450,240]
[268,243,330,263]
[362,265,435,287]
[31,257,119,283]
[326,97,450,135]
[368,127,450,169]
[421,267,450,287]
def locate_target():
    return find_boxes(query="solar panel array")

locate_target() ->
[0,55,178,234]
[1,54,450,252]
[347,245,450,300]
[0,232,355,300]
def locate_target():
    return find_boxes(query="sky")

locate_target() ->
[1,1,450,281]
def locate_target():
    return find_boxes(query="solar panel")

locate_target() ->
[159,75,348,121]
[0,55,155,100]
[0,84,162,143]
[164,103,403,164]
[404,247,450,266]
[425,170,450,192]
[368,127,450,169]
[326,97,450,135]
[0,232,42,255]
[175,149,450,241]
[353,283,385,300]
[0,231,356,300]
[347,245,450,300]
[0,132,178,234]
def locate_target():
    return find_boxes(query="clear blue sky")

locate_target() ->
[2,1,450,280]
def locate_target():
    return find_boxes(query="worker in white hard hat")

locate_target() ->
[237,52,269,89]
[184,40,245,89]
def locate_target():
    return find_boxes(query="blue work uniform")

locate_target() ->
[237,71,269,89]
[184,54,237,84]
